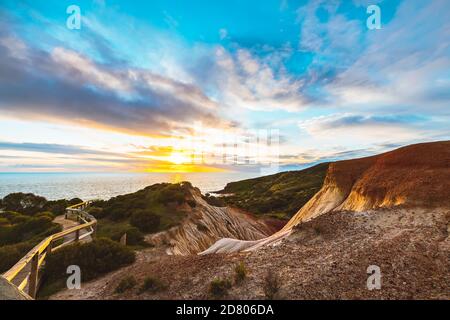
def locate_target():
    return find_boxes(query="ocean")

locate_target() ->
[0,172,261,201]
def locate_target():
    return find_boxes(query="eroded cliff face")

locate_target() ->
[285,141,450,228]
[147,188,274,255]
[202,141,450,254]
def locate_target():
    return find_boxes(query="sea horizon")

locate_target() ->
[0,171,262,201]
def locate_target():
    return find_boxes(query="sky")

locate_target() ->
[0,0,449,173]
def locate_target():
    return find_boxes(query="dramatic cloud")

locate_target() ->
[0,26,230,138]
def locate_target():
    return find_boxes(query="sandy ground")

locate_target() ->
[50,207,449,300]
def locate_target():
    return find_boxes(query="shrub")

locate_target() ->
[108,206,127,221]
[110,227,144,246]
[0,215,60,246]
[139,276,166,294]
[158,184,185,204]
[68,198,83,206]
[0,217,9,226]
[263,270,280,300]
[234,262,247,284]
[130,209,160,233]
[209,278,232,298]
[115,276,137,293]
[123,227,145,245]
[10,214,30,224]
[0,241,35,273]
[44,199,69,216]
[35,211,55,220]
[87,207,106,219]
[43,238,135,283]
[2,192,47,215]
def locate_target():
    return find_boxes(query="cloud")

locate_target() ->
[323,0,450,113]
[191,46,309,112]
[0,141,123,157]
[0,23,232,138]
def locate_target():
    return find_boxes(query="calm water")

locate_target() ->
[0,172,261,201]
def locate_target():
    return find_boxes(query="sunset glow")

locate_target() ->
[0,0,448,173]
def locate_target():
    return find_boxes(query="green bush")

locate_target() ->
[87,207,106,219]
[108,206,128,221]
[0,215,61,246]
[0,217,9,226]
[158,184,186,204]
[68,198,83,206]
[0,241,35,273]
[110,227,144,246]
[234,262,247,284]
[35,211,55,220]
[43,238,135,283]
[2,192,47,215]
[44,199,69,216]
[130,209,160,233]
[124,227,145,245]
[209,278,232,298]
[115,276,137,293]
[139,276,166,294]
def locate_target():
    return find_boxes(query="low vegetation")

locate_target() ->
[0,210,62,273]
[39,238,135,298]
[1,192,82,216]
[88,182,195,243]
[234,262,247,284]
[214,163,328,219]
[115,276,137,294]
[209,277,232,298]
[139,276,166,294]
[0,193,86,273]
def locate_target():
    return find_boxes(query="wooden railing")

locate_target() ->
[1,200,97,299]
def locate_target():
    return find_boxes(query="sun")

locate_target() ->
[168,152,189,165]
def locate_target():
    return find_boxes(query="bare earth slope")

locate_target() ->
[203,141,450,253]
[50,207,449,300]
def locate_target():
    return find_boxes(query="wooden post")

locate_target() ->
[92,223,97,238]
[120,233,127,246]
[75,229,80,242]
[46,241,53,255]
[28,253,39,299]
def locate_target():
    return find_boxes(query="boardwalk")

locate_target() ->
[1,201,97,299]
